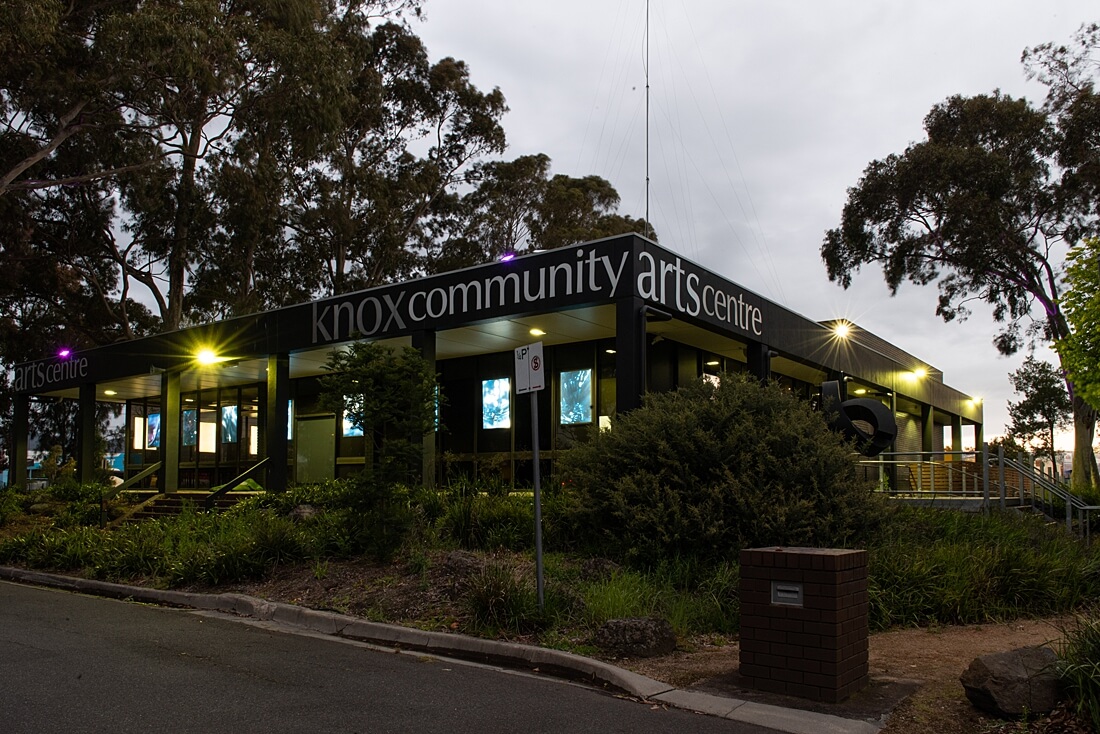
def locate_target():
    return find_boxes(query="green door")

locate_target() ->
[296,416,335,484]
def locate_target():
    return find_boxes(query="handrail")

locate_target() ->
[102,462,163,502]
[99,462,163,527]
[203,458,269,510]
[859,448,1097,543]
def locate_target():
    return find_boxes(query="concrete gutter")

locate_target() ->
[0,566,880,734]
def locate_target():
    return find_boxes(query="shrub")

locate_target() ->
[868,507,1100,629]
[465,561,542,633]
[555,373,883,565]
[439,494,534,551]
[1059,609,1100,731]
[340,475,414,562]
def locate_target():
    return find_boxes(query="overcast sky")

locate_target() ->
[416,0,1097,448]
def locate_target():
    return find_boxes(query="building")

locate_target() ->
[8,234,982,491]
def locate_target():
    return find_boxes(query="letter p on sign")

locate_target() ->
[516,342,544,394]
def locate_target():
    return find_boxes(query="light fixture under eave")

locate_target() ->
[196,348,219,365]
[832,322,851,339]
[529,328,546,337]
[103,389,118,396]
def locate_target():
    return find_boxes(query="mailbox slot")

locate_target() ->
[770,581,804,607]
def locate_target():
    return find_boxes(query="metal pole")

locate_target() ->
[531,392,544,611]
[981,442,990,515]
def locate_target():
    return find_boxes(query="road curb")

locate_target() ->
[0,566,879,733]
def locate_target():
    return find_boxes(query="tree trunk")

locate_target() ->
[1071,394,1099,489]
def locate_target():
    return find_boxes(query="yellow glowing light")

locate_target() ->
[706,360,720,366]
[103,389,117,396]
[913,367,928,378]
[854,388,867,395]
[196,348,219,365]
[970,396,983,405]
[529,328,546,336]
[833,322,851,338]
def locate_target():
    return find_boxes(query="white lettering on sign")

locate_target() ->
[636,251,763,336]
[311,248,631,345]
[12,357,89,392]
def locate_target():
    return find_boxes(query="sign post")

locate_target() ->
[515,342,545,610]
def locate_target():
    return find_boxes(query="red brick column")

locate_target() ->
[738,547,868,703]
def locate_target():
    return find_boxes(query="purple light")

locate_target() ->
[500,252,516,262]
[58,349,71,358]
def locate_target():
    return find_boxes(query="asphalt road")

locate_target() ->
[0,581,782,733]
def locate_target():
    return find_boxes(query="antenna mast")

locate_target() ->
[644,0,651,239]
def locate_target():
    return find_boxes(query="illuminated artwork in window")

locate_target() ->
[182,410,197,447]
[342,414,363,437]
[146,413,161,448]
[482,378,511,429]
[560,369,593,425]
[221,406,238,443]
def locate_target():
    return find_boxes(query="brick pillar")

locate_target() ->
[739,547,869,703]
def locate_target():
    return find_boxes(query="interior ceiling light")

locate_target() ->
[529,328,546,336]
[706,360,720,366]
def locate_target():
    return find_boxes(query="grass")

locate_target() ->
[1058,608,1100,730]
[2,481,1100,647]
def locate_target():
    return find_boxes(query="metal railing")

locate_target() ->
[203,458,269,510]
[861,446,1099,542]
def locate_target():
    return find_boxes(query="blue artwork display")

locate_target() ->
[342,414,364,437]
[482,378,511,429]
[146,413,161,448]
[182,410,197,447]
[560,369,593,425]
[221,406,238,443]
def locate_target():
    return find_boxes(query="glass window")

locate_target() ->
[482,378,511,429]
[221,406,238,443]
[182,410,198,447]
[146,413,161,448]
[560,369,593,425]
[342,413,364,437]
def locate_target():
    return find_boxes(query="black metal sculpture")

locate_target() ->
[818,380,897,457]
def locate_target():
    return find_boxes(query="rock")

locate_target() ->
[594,617,677,658]
[960,645,1062,718]
[287,504,318,522]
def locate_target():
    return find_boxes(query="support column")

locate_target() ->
[746,343,772,384]
[160,371,180,493]
[77,383,97,485]
[412,330,437,488]
[12,394,29,489]
[264,354,290,492]
[921,404,934,454]
[951,415,963,454]
[615,297,645,414]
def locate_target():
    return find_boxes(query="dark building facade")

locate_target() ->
[9,234,983,490]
